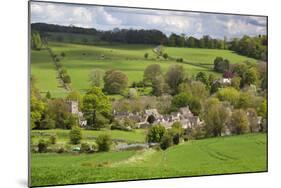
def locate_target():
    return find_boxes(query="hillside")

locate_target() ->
[31,41,257,98]
[31,133,267,186]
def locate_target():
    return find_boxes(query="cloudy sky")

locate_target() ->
[30,1,267,39]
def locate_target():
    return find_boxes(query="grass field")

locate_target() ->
[31,129,147,144]
[30,38,257,98]
[31,133,267,187]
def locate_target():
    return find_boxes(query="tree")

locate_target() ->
[103,70,128,94]
[172,92,191,109]
[62,75,71,84]
[231,76,241,89]
[237,92,255,109]
[208,74,216,87]
[216,87,240,106]
[38,139,48,153]
[146,124,166,143]
[49,134,57,145]
[230,109,250,134]
[143,64,162,85]
[189,81,208,99]
[258,98,267,119]
[210,81,221,94]
[128,88,138,99]
[189,98,202,116]
[247,108,260,132]
[244,67,258,86]
[96,134,112,152]
[203,98,230,137]
[31,31,42,50]
[45,91,51,99]
[213,57,230,73]
[163,53,169,59]
[160,132,173,150]
[80,143,91,153]
[40,116,56,129]
[165,64,185,94]
[30,75,46,129]
[196,72,208,86]
[144,52,149,59]
[89,69,103,87]
[151,75,169,96]
[46,98,75,129]
[83,86,112,128]
[69,126,82,144]
[171,122,184,145]
[61,52,66,57]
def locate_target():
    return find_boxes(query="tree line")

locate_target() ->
[31,23,267,60]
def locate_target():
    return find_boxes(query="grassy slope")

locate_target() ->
[30,49,67,97]
[31,133,267,186]
[30,41,257,98]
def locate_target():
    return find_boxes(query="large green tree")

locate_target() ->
[30,75,45,129]
[31,31,42,50]
[143,64,162,85]
[103,70,128,94]
[165,64,185,94]
[146,124,166,143]
[230,109,250,134]
[82,86,112,129]
[89,69,103,87]
[203,98,230,137]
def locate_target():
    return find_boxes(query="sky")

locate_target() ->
[30,1,267,39]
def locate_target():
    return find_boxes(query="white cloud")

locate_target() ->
[30,2,267,38]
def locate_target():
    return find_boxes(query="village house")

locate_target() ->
[114,106,204,130]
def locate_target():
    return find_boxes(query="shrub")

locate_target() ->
[190,127,205,139]
[92,143,98,152]
[171,122,184,145]
[230,109,250,134]
[57,147,66,153]
[110,120,131,131]
[144,52,149,59]
[176,58,183,62]
[56,62,62,68]
[49,134,57,145]
[163,53,168,59]
[62,75,71,84]
[69,126,82,144]
[80,143,91,153]
[172,92,191,109]
[146,124,166,143]
[96,134,112,152]
[38,139,48,153]
[213,57,230,73]
[55,57,60,62]
[61,52,66,57]
[160,132,173,150]
[40,117,55,129]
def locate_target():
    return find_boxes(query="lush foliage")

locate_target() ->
[69,126,82,144]
[96,134,112,152]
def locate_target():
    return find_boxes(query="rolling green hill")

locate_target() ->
[30,40,257,98]
[31,133,267,187]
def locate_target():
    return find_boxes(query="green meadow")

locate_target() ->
[30,41,256,98]
[31,133,267,187]
[31,129,147,144]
